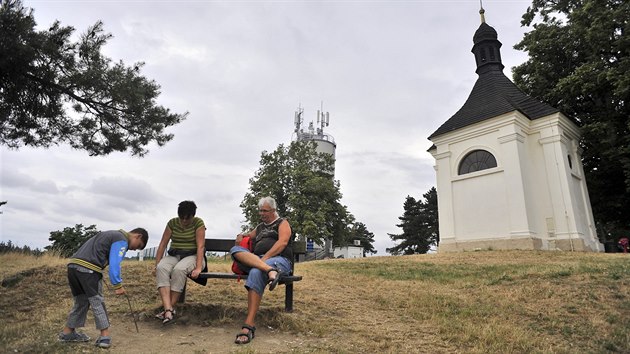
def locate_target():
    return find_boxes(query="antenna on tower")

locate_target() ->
[319,101,330,132]
[292,101,332,142]
[294,104,304,133]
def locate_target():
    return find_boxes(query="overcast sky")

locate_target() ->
[1,0,535,255]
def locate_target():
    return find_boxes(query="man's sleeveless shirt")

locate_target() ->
[253,218,293,261]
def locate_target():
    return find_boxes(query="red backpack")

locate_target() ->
[231,236,253,276]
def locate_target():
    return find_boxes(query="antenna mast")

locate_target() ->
[292,102,333,143]
[316,101,330,135]
[294,104,304,133]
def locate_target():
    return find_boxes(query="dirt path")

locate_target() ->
[79,315,312,353]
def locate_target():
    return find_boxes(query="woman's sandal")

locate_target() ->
[162,309,175,325]
[234,324,256,344]
[267,267,284,291]
[155,308,176,320]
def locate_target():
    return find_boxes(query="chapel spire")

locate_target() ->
[428,6,558,139]
[471,7,504,74]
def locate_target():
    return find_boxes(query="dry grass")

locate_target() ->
[0,251,67,279]
[1,250,628,353]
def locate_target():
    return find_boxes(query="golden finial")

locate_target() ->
[479,0,486,23]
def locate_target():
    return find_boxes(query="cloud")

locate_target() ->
[89,176,161,207]
[4,0,534,254]
[1,169,60,194]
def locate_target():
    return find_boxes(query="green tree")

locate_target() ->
[0,0,187,156]
[512,0,630,241]
[45,224,99,257]
[241,141,362,248]
[349,222,377,256]
[387,187,438,255]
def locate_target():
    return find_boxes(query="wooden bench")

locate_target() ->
[180,238,306,312]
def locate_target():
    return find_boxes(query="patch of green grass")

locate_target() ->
[609,323,630,350]
[487,272,514,285]
[548,269,573,278]
[319,261,533,284]
[318,255,630,289]
[607,261,630,280]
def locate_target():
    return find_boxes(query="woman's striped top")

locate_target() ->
[168,217,205,250]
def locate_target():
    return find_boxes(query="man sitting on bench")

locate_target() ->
[230,196,293,345]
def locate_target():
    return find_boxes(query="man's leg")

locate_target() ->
[235,289,262,344]
[233,255,292,344]
[233,250,277,278]
[246,288,262,326]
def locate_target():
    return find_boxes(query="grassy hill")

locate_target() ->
[1,250,628,353]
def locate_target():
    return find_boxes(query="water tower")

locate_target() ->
[292,104,337,176]
[292,104,337,258]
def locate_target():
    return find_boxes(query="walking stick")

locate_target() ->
[125,293,140,333]
[102,276,139,332]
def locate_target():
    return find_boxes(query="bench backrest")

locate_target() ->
[204,238,306,255]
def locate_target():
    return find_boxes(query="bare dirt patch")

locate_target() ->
[80,316,313,354]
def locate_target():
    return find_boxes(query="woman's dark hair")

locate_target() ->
[178,200,197,219]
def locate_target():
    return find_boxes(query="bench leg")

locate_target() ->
[179,282,186,303]
[284,282,293,312]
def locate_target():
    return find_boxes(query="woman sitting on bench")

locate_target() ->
[153,200,207,324]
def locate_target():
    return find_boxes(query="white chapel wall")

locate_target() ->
[431,110,605,252]
[452,169,509,239]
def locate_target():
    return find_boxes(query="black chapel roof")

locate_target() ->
[473,22,498,43]
[428,19,559,140]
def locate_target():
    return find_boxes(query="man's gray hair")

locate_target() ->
[258,196,277,210]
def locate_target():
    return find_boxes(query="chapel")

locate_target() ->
[427,8,604,252]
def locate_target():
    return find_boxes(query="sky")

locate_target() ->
[1,0,536,256]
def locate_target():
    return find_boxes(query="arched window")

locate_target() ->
[458,149,497,175]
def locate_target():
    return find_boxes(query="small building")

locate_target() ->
[427,9,603,252]
[333,246,364,259]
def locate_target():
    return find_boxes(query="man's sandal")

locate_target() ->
[162,309,175,325]
[234,324,256,344]
[267,267,284,291]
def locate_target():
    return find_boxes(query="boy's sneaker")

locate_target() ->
[58,331,90,342]
[95,336,112,349]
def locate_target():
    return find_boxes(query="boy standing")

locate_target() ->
[58,228,148,349]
